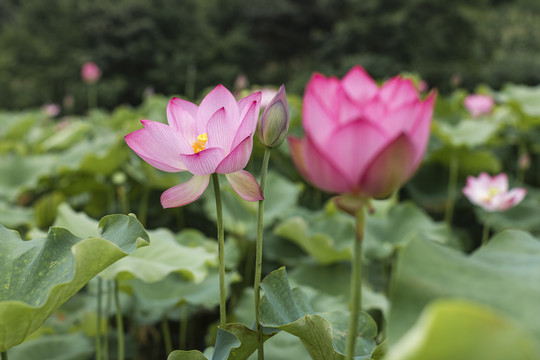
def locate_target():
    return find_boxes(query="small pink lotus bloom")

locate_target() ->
[464,94,494,118]
[289,66,436,199]
[125,85,264,208]
[81,62,101,84]
[42,103,60,117]
[463,172,526,212]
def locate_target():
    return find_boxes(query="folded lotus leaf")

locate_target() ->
[0,214,149,351]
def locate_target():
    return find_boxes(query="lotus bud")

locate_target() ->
[81,62,101,84]
[257,85,289,148]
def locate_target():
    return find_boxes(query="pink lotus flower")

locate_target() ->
[289,66,435,199]
[42,103,60,117]
[125,85,263,207]
[81,62,101,84]
[464,94,494,118]
[463,172,526,212]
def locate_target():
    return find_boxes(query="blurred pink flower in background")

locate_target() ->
[463,172,526,211]
[42,103,60,117]
[464,94,494,118]
[125,85,263,207]
[289,65,436,199]
[81,62,101,84]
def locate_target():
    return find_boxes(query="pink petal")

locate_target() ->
[325,120,389,185]
[504,188,526,207]
[288,136,310,181]
[306,73,342,114]
[302,86,339,147]
[225,170,263,201]
[407,92,436,167]
[230,100,259,150]
[303,135,353,194]
[206,108,234,152]
[125,120,190,172]
[238,92,262,119]
[179,147,225,175]
[160,175,210,208]
[215,136,253,174]
[167,97,198,140]
[197,85,239,133]
[491,173,509,192]
[341,66,379,105]
[379,77,419,110]
[359,134,416,198]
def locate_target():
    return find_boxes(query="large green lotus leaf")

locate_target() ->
[428,147,502,176]
[53,203,217,283]
[500,84,540,118]
[99,227,217,283]
[168,323,274,360]
[388,230,540,346]
[56,132,128,175]
[203,171,302,238]
[53,203,98,237]
[0,200,34,228]
[275,201,450,264]
[0,154,56,201]
[385,300,540,360]
[130,270,241,315]
[39,120,92,151]
[288,263,389,317]
[259,267,377,360]
[474,186,540,235]
[432,118,499,147]
[0,214,149,351]
[0,111,39,141]
[8,332,93,360]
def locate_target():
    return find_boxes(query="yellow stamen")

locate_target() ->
[483,187,500,201]
[191,133,208,153]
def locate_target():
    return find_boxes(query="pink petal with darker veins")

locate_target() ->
[325,120,389,185]
[167,97,198,140]
[161,175,211,208]
[197,85,239,133]
[179,147,225,175]
[230,100,259,150]
[124,120,190,172]
[226,170,263,201]
[359,134,416,198]
[341,66,378,104]
[379,77,419,110]
[215,136,253,174]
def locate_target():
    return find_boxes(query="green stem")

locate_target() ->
[104,281,112,360]
[137,187,149,227]
[212,173,227,328]
[96,278,102,360]
[114,280,124,360]
[88,84,97,111]
[254,147,272,360]
[161,315,172,355]
[179,304,188,349]
[2,351,8,360]
[481,219,490,246]
[346,206,366,360]
[444,151,459,228]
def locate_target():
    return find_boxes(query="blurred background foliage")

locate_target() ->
[0,0,539,112]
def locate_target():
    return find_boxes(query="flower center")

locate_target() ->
[191,133,208,154]
[483,187,500,201]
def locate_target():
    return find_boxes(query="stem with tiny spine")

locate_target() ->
[114,280,124,360]
[254,147,272,360]
[212,173,227,328]
[345,206,366,360]
[96,278,102,360]
[161,315,172,355]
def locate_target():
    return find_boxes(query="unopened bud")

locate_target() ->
[257,85,289,148]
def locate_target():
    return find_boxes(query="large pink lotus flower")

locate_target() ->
[464,94,494,118]
[289,66,435,199]
[463,172,526,212]
[81,62,101,84]
[125,85,263,207]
